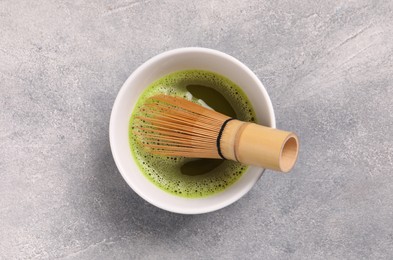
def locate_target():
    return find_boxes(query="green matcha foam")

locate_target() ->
[129,70,256,198]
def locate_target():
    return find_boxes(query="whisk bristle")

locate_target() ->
[133,94,229,158]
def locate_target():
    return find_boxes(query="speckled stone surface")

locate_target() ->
[1,0,393,259]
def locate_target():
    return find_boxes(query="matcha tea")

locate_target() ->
[129,70,256,198]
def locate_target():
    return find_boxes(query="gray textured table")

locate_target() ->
[1,0,393,259]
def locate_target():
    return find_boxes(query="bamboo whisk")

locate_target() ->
[134,94,299,172]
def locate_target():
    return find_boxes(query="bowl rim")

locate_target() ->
[109,47,276,214]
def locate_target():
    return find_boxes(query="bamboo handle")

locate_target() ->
[221,120,299,172]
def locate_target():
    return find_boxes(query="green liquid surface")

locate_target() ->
[129,70,256,198]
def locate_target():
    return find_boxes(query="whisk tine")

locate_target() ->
[140,134,214,147]
[146,146,219,158]
[142,103,225,124]
[133,94,227,160]
[136,117,220,137]
[148,95,228,120]
[136,128,217,142]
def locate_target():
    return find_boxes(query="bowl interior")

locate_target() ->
[110,48,275,214]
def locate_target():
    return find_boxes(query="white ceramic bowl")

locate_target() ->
[110,47,276,214]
